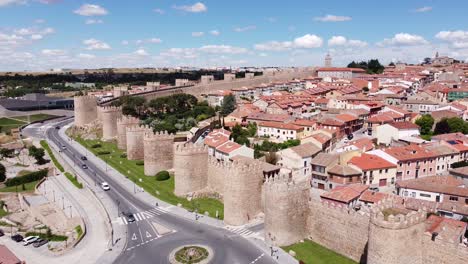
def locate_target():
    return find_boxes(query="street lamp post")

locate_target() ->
[116,200,120,216]
[68,205,73,218]
[62,196,65,210]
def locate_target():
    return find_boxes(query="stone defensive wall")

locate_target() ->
[206,156,228,195]
[173,143,208,196]
[421,232,468,264]
[306,199,371,262]
[126,124,150,160]
[264,173,310,247]
[99,106,122,141]
[117,115,140,150]
[143,130,175,176]
[74,95,98,127]
[100,68,314,105]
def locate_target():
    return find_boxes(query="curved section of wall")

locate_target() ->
[100,106,122,141]
[116,116,140,150]
[143,131,175,176]
[74,95,97,127]
[126,125,149,160]
[173,143,208,196]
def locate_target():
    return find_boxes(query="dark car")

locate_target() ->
[81,156,87,161]
[0,229,4,237]
[11,234,23,242]
[55,126,60,130]
[347,134,354,140]
[33,238,48,248]
[123,212,136,223]
[81,164,88,169]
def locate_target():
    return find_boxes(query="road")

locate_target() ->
[45,119,277,264]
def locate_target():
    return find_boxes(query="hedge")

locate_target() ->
[120,153,127,158]
[91,144,102,148]
[97,151,111,155]
[136,161,144,166]
[5,169,48,187]
[156,171,170,181]
[40,140,64,172]
[64,172,83,189]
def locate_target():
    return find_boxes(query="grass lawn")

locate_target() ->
[0,180,40,193]
[0,117,27,133]
[282,240,357,264]
[0,202,8,217]
[17,170,33,177]
[75,137,224,219]
[12,114,58,123]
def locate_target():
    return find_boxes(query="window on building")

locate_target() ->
[411,192,416,198]
[379,169,382,174]
[437,166,440,170]
[385,169,388,173]
[404,190,408,196]
[407,171,410,175]
[449,196,459,201]
[419,193,431,198]
[423,169,426,173]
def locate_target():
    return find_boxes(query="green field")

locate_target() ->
[0,114,58,133]
[11,114,58,123]
[75,137,224,219]
[282,240,357,264]
[0,180,40,193]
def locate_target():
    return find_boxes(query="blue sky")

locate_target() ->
[1,0,468,71]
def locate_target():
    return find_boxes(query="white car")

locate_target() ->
[101,182,110,191]
[23,236,39,246]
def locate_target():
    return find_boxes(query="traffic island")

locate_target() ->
[169,245,213,264]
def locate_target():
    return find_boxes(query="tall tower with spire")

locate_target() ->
[324,53,332,67]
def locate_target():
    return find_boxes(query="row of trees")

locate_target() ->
[415,115,468,137]
[347,59,385,74]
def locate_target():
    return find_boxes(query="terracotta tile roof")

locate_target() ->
[449,166,468,177]
[359,190,389,204]
[346,138,374,151]
[258,121,304,131]
[432,132,468,143]
[367,113,394,123]
[311,152,338,167]
[396,176,467,197]
[431,110,460,120]
[319,118,345,127]
[216,141,242,154]
[425,144,459,156]
[320,184,369,203]
[292,119,317,127]
[247,112,292,123]
[349,153,396,171]
[317,67,367,73]
[335,114,358,123]
[288,143,322,158]
[328,164,362,176]
[388,121,420,130]
[384,144,438,161]
[425,215,467,242]
[315,98,330,104]
[310,133,332,144]
[204,133,229,148]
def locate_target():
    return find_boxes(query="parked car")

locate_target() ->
[55,126,60,130]
[22,236,39,246]
[81,156,87,161]
[33,238,48,248]
[123,212,135,223]
[0,229,4,237]
[347,134,354,140]
[101,182,110,191]
[369,186,380,192]
[11,234,23,242]
[81,164,88,169]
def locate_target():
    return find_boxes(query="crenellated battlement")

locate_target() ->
[117,115,140,125]
[229,159,263,174]
[74,95,97,105]
[143,130,175,141]
[174,142,207,155]
[99,105,122,113]
[370,198,427,230]
[126,124,150,133]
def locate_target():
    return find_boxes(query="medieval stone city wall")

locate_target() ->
[126,125,149,160]
[264,173,310,247]
[74,95,98,127]
[223,159,264,226]
[173,143,208,196]
[206,156,227,195]
[117,115,140,149]
[100,106,122,141]
[367,200,426,264]
[422,234,468,264]
[306,200,370,263]
[143,131,175,176]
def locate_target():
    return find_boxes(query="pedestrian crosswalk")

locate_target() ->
[225,226,256,237]
[116,207,167,225]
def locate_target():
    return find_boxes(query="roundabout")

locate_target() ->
[169,244,213,264]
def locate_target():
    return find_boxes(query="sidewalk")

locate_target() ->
[59,124,299,264]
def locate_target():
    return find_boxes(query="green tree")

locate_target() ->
[446,117,468,134]
[28,146,46,164]
[220,94,236,116]
[388,62,395,66]
[0,148,15,159]
[415,115,434,135]
[0,163,6,182]
[434,119,451,135]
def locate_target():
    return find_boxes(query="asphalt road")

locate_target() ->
[43,119,276,264]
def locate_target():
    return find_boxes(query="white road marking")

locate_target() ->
[146,231,152,238]
[131,233,137,241]
[250,253,265,264]
[138,227,144,243]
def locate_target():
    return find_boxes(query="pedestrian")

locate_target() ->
[155,202,158,207]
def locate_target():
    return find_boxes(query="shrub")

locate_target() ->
[40,140,64,172]
[0,163,6,182]
[120,153,127,158]
[97,151,111,155]
[64,172,83,189]
[136,161,144,166]
[5,169,48,187]
[91,144,102,148]
[155,171,170,181]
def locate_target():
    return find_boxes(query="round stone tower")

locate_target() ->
[100,106,122,141]
[264,172,310,246]
[173,143,209,196]
[143,131,175,176]
[367,199,427,264]
[74,95,97,127]
[117,116,140,150]
[126,125,150,160]
[224,159,264,226]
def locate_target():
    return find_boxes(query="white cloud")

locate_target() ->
[435,30,468,49]
[259,53,268,57]
[254,34,323,51]
[121,40,129,45]
[0,0,26,7]
[134,49,149,56]
[192,32,204,37]
[41,49,66,56]
[153,8,164,14]
[30,34,43,40]
[293,34,323,48]
[314,14,352,22]
[74,4,108,16]
[199,45,248,54]
[77,53,96,59]
[85,19,103,25]
[328,36,367,48]
[234,25,256,32]
[415,6,432,13]
[377,33,429,47]
[135,38,162,45]
[173,2,207,13]
[209,30,220,36]
[83,39,111,50]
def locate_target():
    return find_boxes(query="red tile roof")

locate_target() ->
[317,67,367,73]
[384,144,438,161]
[335,114,358,123]
[258,121,304,131]
[425,215,467,242]
[321,184,369,203]
[349,153,397,171]
[359,190,389,204]
[388,121,420,130]
[216,141,242,154]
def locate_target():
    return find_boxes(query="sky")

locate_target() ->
[1,0,468,71]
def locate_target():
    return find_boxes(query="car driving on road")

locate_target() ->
[81,164,88,169]
[123,212,135,223]
[101,182,110,191]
